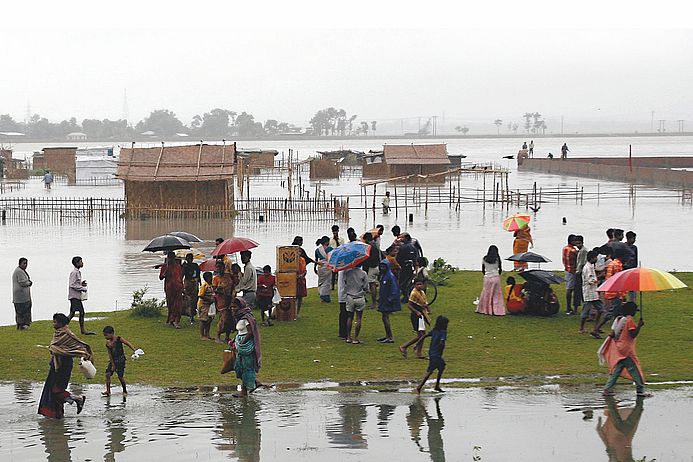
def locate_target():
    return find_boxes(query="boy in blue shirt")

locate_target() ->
[415,315,448,394]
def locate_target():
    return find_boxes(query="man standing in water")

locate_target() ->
[68,256,94,335]
[528,140,534,157]
[12,257,33,330]
[382,191,391,214]
[43,170,54,189]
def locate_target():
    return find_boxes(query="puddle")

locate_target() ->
[0,383,690,461]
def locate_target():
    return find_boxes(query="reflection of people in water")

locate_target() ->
[217,399,261,462]
[38,418,72,462]
[407,398,426,451]
[596,396,645,462]
[326,403,368,449]
[376,404,396,436]
[426,397,446,462]
[104,416,127,462]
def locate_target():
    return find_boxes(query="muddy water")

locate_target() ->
[0,383,690,461]
[1,136,692,326]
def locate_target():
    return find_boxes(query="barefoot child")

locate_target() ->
[256,265,276,326]
[102,326,136,396]
[399,279,431,359]
[416,315,448,394]
[197,271,215,340]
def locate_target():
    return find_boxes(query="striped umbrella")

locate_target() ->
[502,213,531,232]
[597,267,687,318]
[326,241,371,272]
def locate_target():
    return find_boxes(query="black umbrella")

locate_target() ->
[519,269,565,285]
[506,251,552,263]
[143,235,191,252]
[168,231,203,243]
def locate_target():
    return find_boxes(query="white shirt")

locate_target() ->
[236,319,249,335]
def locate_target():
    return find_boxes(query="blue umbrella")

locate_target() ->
[326,241,371,272]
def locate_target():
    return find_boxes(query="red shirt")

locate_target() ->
[256,273,276,298]
[562,245,578,274]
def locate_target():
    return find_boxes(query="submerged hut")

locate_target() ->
[236,148,278,173]
[362,143,450,182]
[116,143,236,218]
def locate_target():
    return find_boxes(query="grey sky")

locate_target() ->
[3,2,692,131]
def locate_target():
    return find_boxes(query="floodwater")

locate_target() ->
[1,136,692,326]
[0,383,690,461]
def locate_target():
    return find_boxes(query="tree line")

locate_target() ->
[0,107,381,141]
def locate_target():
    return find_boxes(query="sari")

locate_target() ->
[297,257,308,298]
[38,327,92,419]
[597,316,645,382]
[214,272,236,335]
[477,259,506,316]
[512,227,533,270]
[159,261,184,325]
[233,298,262,389]
[504,283,526,314]
[315,245,333,300]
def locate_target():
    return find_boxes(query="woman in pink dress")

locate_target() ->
[476,245,506,316]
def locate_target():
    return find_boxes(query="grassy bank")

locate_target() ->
[1,271,691,388]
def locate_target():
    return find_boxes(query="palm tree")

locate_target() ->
[494,119,503,135]
[523,112,533,133]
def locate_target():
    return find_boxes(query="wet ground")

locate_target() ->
[0,383,690,461]
[1,135,692,326]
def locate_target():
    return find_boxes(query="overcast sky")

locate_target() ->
[3,1,692,129]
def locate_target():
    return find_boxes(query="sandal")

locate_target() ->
[379,338,394,343]
[590,332,602,339]
[399,346,407,358]
[352,340,361,345]
[346,338,352,343]
[602,390,615,397]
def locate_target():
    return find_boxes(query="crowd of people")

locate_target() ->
[14,220,650,419]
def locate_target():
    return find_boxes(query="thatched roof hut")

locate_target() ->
[363,143,450,182]
[116,143,236,218]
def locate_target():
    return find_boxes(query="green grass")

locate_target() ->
[1,271,691,388]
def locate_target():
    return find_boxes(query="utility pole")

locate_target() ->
[650,110,655,133]
[677,120,685,133]
[122,88,129,126]
[561,115,564,135]
[658,120,666,133]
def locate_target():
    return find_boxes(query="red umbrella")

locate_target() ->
[199,259,219,272]
[212,237,259,256]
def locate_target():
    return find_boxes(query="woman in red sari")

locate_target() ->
[159,251,184,329]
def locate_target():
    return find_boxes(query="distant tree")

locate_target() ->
[523,112,533,133]
[360,121,369,135]
[200,108,236,137]
[531,112,546,134]
[493,119,503,135]
[455,125,469,135]
[371,121,377,134]
[234,112,264,137]
[347,115,358,135]
[0,114,23,132]
[136,109,186,136]
[309,107,351,136]
[512,122,519,133]
[264,119,280,135]
[190,114,202,130]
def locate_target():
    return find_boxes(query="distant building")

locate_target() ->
[362,143,450,182]
[32,147,78,184]
[0,149,30,179]
[236,148,279,172]
[116,143,236,218]
[66,132,87,141]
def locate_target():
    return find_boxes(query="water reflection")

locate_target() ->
[104,416,127,462]
[326,401,368,449]
[376,403,396,437]
[407,397,446,461]
[596,397,645,462]
[38,418,72,462]
[217,399,261,462]
[13,381,33,404]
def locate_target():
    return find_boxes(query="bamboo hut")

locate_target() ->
[116,143,236,218]
[362,144,450,182]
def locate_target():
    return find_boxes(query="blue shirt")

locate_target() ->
[428,329,447,359]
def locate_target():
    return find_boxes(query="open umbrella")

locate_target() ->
[169,231,203,243]
[199,259,220,272]
[502,213,531,232]
[326,241,371,272]
[519,269,565,285]
[506,252,551,263]
[143,235,191,252]
[174,248,205,260]
[597,267,687,318]
[212,237,259,256]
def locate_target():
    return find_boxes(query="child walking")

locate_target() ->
[416,315,448,394]
[399,279,431,359]
[256,265,276,326]
[102,326,137,396]
[197,271,216,340]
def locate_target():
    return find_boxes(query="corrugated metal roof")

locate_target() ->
[117,143,235,182]
[383,144,450,165]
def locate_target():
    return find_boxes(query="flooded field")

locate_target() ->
[1,136,692,326]
[0,383,691,461]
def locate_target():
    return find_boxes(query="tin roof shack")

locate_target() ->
[35,147,77,184]
[0,149,30,179]
[317,149,365,167]
[363,144,450,183]
[236,149,278,173]
[117,143,236,218]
